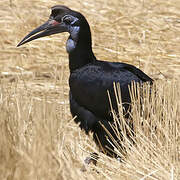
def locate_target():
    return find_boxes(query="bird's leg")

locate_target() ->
[84,152,99,165]
[69,92,101,171]
[81,152,99,172]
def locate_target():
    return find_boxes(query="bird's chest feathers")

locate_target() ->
[69,68,109,95]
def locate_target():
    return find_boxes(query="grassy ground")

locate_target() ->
[0,0,180,179]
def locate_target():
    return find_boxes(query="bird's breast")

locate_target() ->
[69,66,124,118]
[69,63,142,118]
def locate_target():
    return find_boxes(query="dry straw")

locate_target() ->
[0,0,180,179]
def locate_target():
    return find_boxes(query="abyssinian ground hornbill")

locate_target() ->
[17,5,153,162]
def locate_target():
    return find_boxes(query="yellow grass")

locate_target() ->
[0,0,180,179]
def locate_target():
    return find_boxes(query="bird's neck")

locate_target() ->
[66,25,96,72]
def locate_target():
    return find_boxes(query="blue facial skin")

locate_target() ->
[66,17,80,53]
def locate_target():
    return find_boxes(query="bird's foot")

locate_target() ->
[81,152,99,172]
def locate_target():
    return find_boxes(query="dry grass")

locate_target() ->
[0,0,180,179]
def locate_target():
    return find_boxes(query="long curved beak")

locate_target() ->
[17,19,66,47]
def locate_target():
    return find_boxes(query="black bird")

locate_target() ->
[17,5,153,159]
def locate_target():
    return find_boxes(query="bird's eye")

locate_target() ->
[63,16,72,24]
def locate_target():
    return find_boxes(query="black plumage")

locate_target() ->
[17,5,153,158]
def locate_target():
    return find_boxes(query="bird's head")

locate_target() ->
[17,5,89,47]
